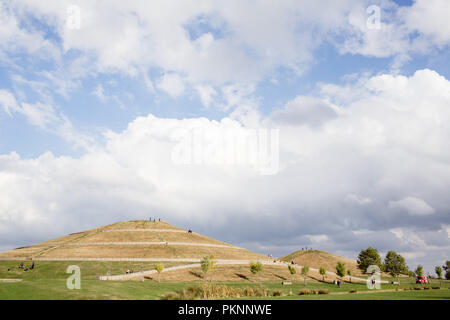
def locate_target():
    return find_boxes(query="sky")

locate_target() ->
[0,0,449,273]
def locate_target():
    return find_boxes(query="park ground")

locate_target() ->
[0,260,449,300]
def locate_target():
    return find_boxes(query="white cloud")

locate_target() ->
[401,0,450,47]
[91,84,125,107]
[270,96,338,128]
[0,89,20,115]
[1,69,450,273]
[92,85,107,103]
[0,89,94,150]
[344,194,372,206]
[196,85,217,108]
[20,102,59,128]
[8,0,448,96]
[0,2,59,60]
[389,197,435,216]
[157,73,186,98]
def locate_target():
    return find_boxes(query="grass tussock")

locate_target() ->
[160,284,269,300]
[298,289,329,295]
[272,290,283,296]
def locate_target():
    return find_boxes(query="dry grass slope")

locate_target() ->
[0,220,268,261]
[143,264,349,283]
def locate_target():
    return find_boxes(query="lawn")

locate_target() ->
[0,260,448,300]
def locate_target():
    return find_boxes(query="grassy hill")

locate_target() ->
[0,220,268,261]
[280,249,362,275]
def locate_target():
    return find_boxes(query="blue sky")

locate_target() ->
[0,0,449,272]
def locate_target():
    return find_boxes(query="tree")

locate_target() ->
[336,262,346,281]
[201,255,216,282]
[347,269,352,283]
[249,261,264,284]
[357,247,382,273]
[444,261,450,280]
[415,265,424,278]
[301,266,309,286]
[288,265,296,282]
[435,266,443,286]
[154,264,164,283]
[384,251,408,285]
[319,267,326,282]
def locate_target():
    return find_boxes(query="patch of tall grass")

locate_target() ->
[160,284,269,299]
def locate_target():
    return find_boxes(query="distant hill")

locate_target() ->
[280,249,362,275]
[0,220,268,261]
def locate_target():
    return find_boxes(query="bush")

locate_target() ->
[298,289,317,295]
[272,290,283,297]
[423,287,430,290]
[349,290,357,293]
[413,287,423,290]
[432,287,440,290]
[318,289,329,295]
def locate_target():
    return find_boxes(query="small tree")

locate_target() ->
[444,261,450,280]
[336,262,346,281]
[357,247,382,273]
[288,265,296,282]
[319,267,326,282]
[384,250,408,286]
[154,264,164,283]
[250,261,264,285]
[301,266,309,286]
[347,269,352,283]
[435,266,443,286]
[201,255,216,282]
[415,265,424,278]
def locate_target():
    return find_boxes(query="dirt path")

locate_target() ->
[24,241,237,249]
[103,229,187,233]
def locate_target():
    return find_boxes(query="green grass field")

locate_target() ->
[1,260,449,300]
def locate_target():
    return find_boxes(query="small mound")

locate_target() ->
[280,250,361,275]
